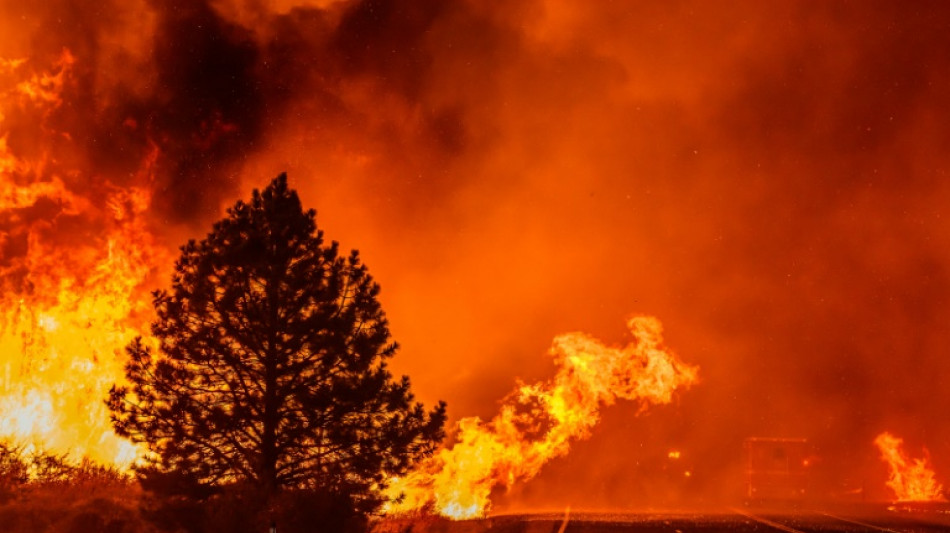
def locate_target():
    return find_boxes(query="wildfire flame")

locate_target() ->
[874,432,946,502]
[384,316,698,519]
[0,52,165,466]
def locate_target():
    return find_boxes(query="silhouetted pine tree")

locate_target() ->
[108,174,445,518]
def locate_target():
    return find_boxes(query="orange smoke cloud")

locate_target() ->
[3,0,950,510]
[874,432,945,503]
[383,316,697,518]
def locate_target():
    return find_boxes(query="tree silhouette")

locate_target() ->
[108,174,445,515]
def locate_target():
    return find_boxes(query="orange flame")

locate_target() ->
[0,51,165,466]
[384,316,698,519]
[874,432,946,502]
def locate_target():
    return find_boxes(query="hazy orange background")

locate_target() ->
[2,0,950,508]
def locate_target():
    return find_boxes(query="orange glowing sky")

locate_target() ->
[2,0,950,508]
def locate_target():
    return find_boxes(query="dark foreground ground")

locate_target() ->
[373,503,950,533]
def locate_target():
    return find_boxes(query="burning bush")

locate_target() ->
[384,316,698,519]
[875,432,946,503]
[0,440,150,533]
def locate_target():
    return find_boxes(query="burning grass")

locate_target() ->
[875,432,946,503]
[0,440,153,533]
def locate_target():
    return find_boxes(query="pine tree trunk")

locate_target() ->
[262,329,279,497]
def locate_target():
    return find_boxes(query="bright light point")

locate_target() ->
[114,439,140,467]
[37,314,59,331]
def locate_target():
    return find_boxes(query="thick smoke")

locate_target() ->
[3,0,950,509]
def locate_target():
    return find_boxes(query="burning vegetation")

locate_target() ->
[1,0,950,527]
[874,432,946,503]
[0,49,163,467]
[383,316,697,519]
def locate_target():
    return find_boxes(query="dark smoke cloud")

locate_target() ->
[332,0,445,100]
[142,0,264,220]
[1,0,261,225]
[6,0,950,509]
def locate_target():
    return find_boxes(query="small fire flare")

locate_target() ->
[874,432,946,502]
[383,316,698,519]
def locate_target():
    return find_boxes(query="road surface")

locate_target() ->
[375,504,950,533]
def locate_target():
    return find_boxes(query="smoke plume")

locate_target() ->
[2,0,950,508]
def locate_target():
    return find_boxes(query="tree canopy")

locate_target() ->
[108,174,445,513]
